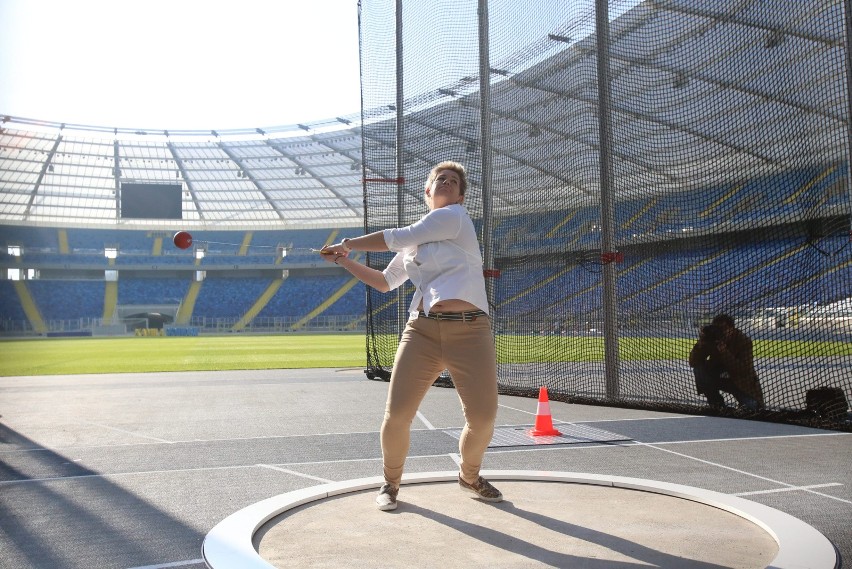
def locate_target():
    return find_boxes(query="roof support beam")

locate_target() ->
[166,142,205,221]
[24,134,62,219]
[265,140,362,219]
[507,73,777,170]
[604,2,844,122]
[113,140,121,219]
[654,1,843,47]
[406,112,593,200]
[217,144,286,221]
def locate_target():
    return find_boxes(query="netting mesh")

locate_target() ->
[358,0,852,430]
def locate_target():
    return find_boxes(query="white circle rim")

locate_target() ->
[202,470,839,569]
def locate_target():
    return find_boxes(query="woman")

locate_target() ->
[321,161,502,511]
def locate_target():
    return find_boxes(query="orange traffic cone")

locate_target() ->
[529,386,562,436]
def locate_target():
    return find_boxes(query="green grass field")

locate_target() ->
[0,335,368,376]
[1,334,849,376]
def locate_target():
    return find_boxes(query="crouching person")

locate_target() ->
[689,314,764,411]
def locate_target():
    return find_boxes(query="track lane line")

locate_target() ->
[416,410,436,430]
[84,421,174,444]
[733,483,844,497]
[256,464,334,483]
[639,441,852,504]
[126,559,205,569]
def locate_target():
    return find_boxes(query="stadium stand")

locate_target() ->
[27,280,106,321]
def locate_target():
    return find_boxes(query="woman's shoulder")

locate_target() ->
[422,204,467,223]
[432,203,466,215]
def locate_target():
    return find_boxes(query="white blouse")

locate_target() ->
[382,204,489,316]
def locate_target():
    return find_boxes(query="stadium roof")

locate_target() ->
[0,114,368,229]
[0,1,847,229]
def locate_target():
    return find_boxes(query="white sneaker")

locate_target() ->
[376,483,399,511]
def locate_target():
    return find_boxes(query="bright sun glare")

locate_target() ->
[0,0,362,130]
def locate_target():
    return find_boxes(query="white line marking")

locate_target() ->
[0,441,166,454]
[448,453,461,466]
[3,428,848,497]
[570,415,697,423]
[497,404,535,416]
[0,464,259,485]
[256,464,334,483]
[733,483,844,497]
[497,403,693,421]
[126,558,204,569]
[1,431,845,461]
[640,442,852,505]
[489,442,637,454]
[84,422,173,444]
[648,432,851,446]
[416,411,436,430]
[0,428,385,454]
[7,417,845,456]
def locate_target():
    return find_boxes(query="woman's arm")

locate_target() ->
[323,230,388,256]
[320,231,391,291]
[333,255,391,292]
[324,207,461,258]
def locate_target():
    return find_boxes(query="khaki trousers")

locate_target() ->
[381,313,498,487]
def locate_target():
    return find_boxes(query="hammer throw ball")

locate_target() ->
[173,230,193,250]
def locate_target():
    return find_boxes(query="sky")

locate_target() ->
[0,0,363,130]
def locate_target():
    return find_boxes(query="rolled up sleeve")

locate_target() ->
[382,252,408,291]
[382,206,462,251]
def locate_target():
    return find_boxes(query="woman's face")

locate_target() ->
[426,169,464,210]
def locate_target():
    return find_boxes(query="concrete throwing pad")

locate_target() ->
[203,471,839,569]
[444,423,632,447]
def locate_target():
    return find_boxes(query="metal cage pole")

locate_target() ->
[595,0,620,399]
[845,0,852,220]
[478,0,495,306]
[395,0,407,334]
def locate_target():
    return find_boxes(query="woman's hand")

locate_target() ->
[320,242,349,264]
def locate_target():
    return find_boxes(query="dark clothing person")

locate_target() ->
[689,316,764,410]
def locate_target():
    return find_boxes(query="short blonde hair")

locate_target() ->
[426,161,468,195]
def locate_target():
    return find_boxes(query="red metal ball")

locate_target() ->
[173,230,193,250]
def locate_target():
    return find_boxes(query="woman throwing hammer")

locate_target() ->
[321,161,502,511]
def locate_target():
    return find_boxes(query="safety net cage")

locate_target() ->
[358,0,852,431]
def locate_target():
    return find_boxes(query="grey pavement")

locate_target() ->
[0,368,849,568]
